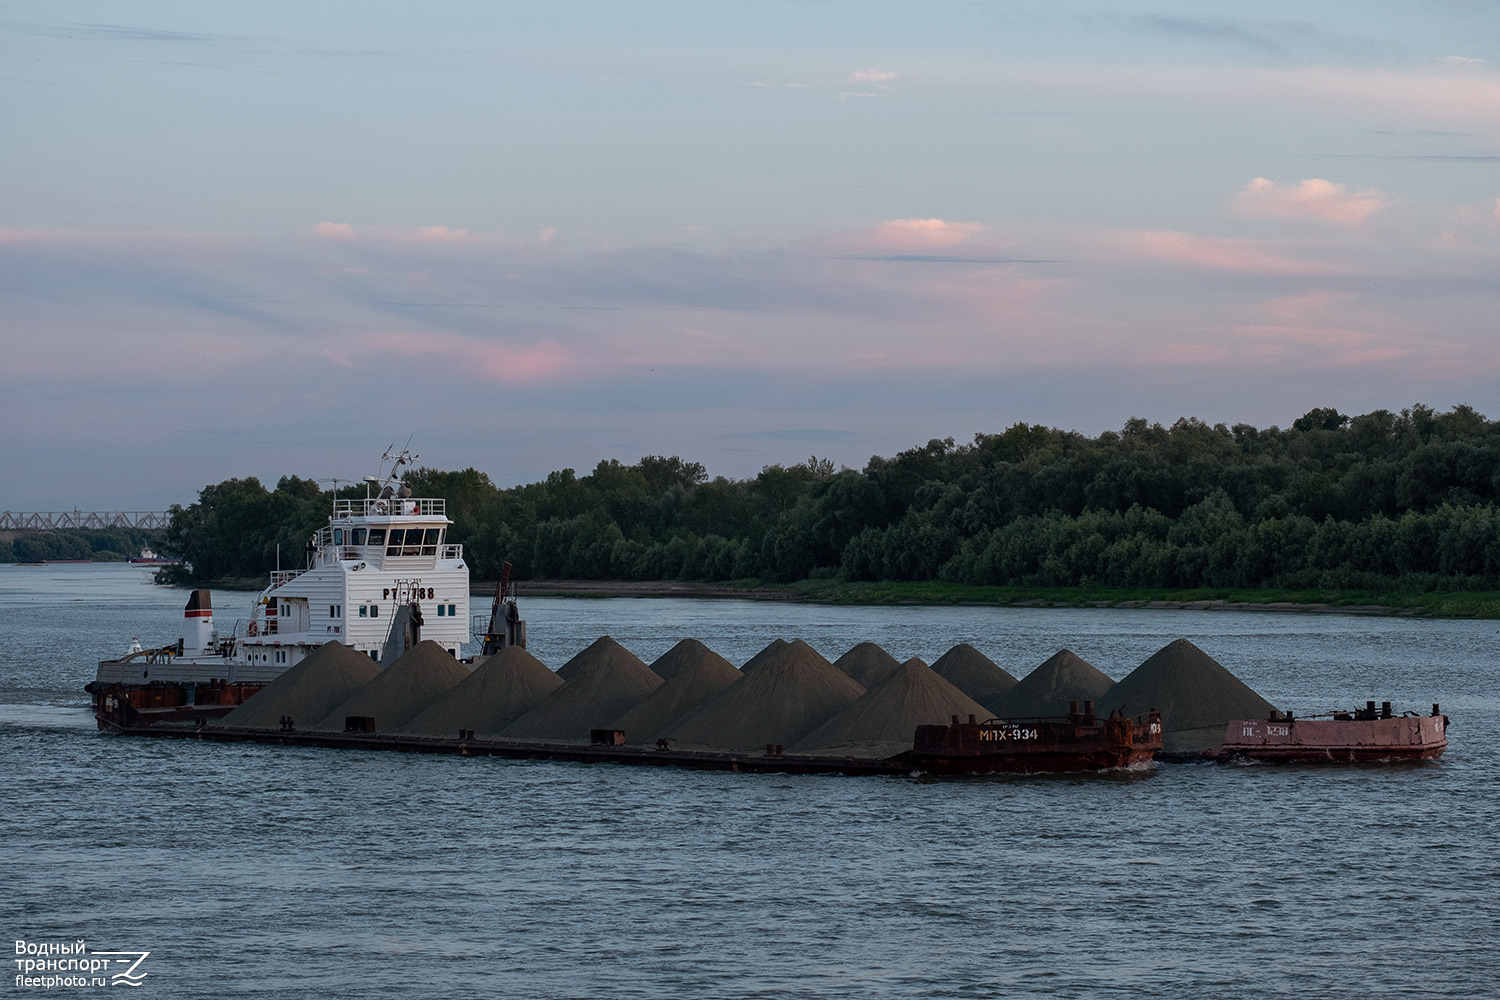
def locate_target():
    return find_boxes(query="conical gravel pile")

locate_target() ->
[557,635,649,682]
[1101,638,1277,752]
[313,640,470,731]
[739,638,789,674]
[399,645,562,737]
[501,639,663,742]
[833,642,904,689]
[664,639,865,751]
[930,643,1019,707]
[987,648,1112,719]
[791,657,990,758]
[649,638,733,682]
[611,644,742,744]
[221,642,380,730]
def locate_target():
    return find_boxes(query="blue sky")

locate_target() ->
[4,2,1499,509]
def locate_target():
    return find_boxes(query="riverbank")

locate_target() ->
[488,578,1500,618]
[161,571,1500,618]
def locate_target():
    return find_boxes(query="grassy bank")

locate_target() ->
[774,580,1500,617]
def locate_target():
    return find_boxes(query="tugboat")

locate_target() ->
[88,448,485,727]
[1204,701,1448,762]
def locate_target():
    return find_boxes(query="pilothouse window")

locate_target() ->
[352,528,367,545]
[368,529,385,546]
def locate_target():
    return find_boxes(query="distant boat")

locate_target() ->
[129,547,181,566]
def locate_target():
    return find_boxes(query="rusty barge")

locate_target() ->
[1205,701,1448,763]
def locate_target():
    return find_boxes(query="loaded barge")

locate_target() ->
[84,449,1437,775]
[93,703,1164,776]
[87,449,1165,776]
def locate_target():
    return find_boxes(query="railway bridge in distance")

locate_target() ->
[0,511,173,531]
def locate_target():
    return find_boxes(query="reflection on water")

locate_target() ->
[3,565,1497,998]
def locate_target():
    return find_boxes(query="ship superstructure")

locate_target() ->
[92,449,474,703]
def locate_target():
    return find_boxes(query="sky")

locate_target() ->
[4,1,1500,509]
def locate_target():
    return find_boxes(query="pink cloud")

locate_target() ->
[848,69,896,84]
[1145,344,1232,365]
[309,222,517,247]
[1113,230,1337,275]
[413,225,473,243]
[312,221,356,240]
[1233,178,1389,226]
[360,332,574,383]
[867,218,985,248]
[1259,290,1349,321]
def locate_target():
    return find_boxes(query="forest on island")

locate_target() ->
[155,405,1500,594]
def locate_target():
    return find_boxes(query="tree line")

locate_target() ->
[156,405,1500,593]
[1,528,161,563]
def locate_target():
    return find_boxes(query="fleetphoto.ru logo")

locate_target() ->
[14,940,150,989]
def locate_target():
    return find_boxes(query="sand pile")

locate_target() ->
[556,635,650,682]
[648,638,732,682]
[1102,638,1277,752]
[739,639,789,674]
[930,644,1019,707]
[791,657,990,758]
[221,642,380,730]
[399,645,562,736]
[665,639,865,751]
[833,642,903,689]
[501,639,663,742]
[611,642,742,744]
[313,640,470,732]
[988,649,1112,719]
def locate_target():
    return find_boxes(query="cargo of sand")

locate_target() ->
[220,641,380,730]
[791,657,990,758]
[988,648,1112,719]
[664,639,864,751]
[612,639,741,743]
[930,643,1018,707]
[399,645,562,736]
[501,637,662,741]
[1102,638,1277,753]
[314,639,470,731]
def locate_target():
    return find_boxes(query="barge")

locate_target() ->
[92,703,1164,777]
[81,447,1158,776]
[1205,701,1448,762]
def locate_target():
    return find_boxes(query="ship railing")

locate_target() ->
[335,498,446,518]
[270,570,304,587]
[441,544,463,559]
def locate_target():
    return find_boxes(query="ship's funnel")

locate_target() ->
[184,589,213,656]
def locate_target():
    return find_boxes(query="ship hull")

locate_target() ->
[92,711,1163,777]
[1205,714,1448,763]
[904,712,1163,774]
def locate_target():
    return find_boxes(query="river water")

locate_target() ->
[3,564,1497,998]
